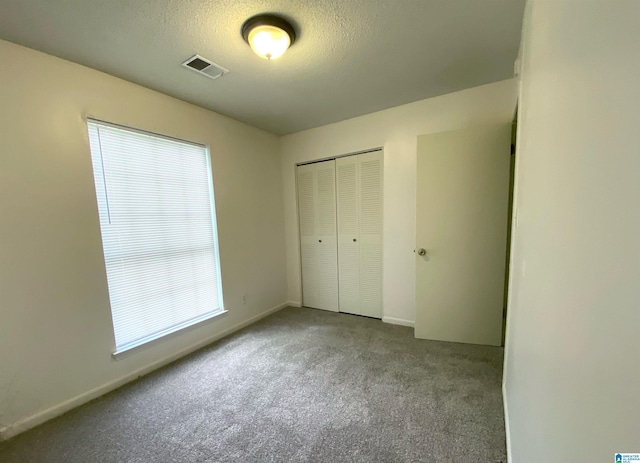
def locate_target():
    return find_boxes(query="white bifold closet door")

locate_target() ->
[297,160,339,312]
[336,151,383,318]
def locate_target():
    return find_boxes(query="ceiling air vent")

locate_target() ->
[182,55,229,80]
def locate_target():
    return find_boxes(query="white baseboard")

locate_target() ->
[503,382,512,463]
[0,301,289,442]
[285,300,302,308]
[382,316,415,328]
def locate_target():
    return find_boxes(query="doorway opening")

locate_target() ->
[502,112,517,346]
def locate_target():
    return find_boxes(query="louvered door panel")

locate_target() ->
[297,165,320,309]
[299,152,382,318]
[300,242,320,309]
[297,170,315,238]
[336,156,361,315]
[315,162,339,311]
[297,161,338,312]
[359,244,382,315]
[316,166,336,236]
[336,163,358,235]
[359,157,383,236]
[357,151,383,317]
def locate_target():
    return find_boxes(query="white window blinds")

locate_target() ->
[87,120,224,354]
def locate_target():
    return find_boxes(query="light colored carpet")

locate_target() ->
[0,307,506,462]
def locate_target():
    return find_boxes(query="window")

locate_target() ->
[87,119,224,355]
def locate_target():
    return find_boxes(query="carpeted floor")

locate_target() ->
[0,307,506,463]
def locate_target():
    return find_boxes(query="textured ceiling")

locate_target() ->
[0,0,525,135]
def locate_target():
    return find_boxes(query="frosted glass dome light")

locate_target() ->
[242,15,296,60]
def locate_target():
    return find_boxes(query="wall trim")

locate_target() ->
[285,300,302,308]
[0,301,289,442]
[295,147,383,167]
[503,382,513,463]
[382,316,415,328]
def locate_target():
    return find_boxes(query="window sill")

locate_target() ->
[112,309,228,359]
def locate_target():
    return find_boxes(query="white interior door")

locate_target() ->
[415,124,510,346]
[336,151,383,318]
[297,161,339,312]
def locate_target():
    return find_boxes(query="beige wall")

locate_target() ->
[0,40,287,437]
[280,80,518,324]
[503,1,640,461]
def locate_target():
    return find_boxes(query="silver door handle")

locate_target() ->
[417,248,427,256]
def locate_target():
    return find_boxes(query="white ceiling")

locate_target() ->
[0,0,525,135]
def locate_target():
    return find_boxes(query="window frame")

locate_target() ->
[86,118,226,358]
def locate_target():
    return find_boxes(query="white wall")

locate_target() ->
[281,80,518,324]
[503,1,640,461]
[0,40,287,437]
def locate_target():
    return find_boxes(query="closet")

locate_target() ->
[296,150,383,318]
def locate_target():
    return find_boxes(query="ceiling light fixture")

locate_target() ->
[242,14,296,60]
